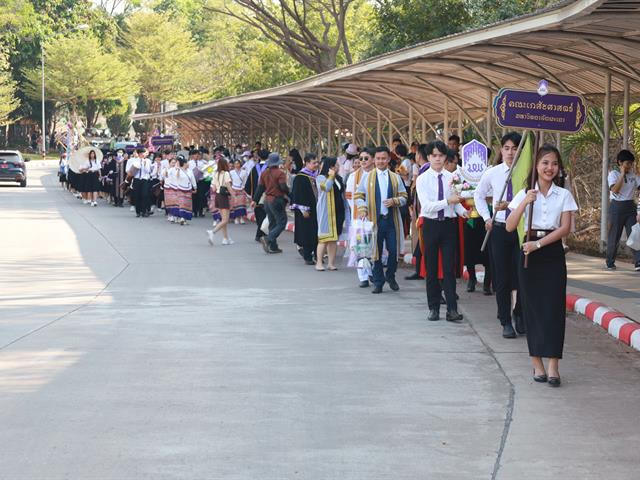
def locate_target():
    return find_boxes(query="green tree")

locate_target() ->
[366,0,471,56]
[106,100,133,135]
[22,33,137,126]
[121,11,217,111]
[467,0,558,27]
[0,53,19,125]
[205,0,361,73]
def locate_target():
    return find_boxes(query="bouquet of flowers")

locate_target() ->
[450,173,475,199]
[347,219,376,267]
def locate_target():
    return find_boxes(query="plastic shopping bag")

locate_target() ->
[261,216,270,235]
[626,223,640,251]
[347,219,376,266]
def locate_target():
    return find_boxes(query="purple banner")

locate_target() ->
[494,88,587,133]
[151,135,174,146]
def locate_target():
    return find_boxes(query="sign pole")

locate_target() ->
[523,131,540,268]
[480,129,529,252]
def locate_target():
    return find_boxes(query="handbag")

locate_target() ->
[217,172,230,196]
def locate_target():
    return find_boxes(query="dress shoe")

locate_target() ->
[466,278,477,292]
[548,376,561,387]
[304,259,315,265]
[388,279,400,291]
[533,370,548,383]
[359,280,369,288]
[446,310,463,322]
[268,247,283,254]
[502,323,517,338]
[427,309,440,321]
[514,313,526,335]
[404,273,422,280]
[483,285,493,296]
[371,285,383,294]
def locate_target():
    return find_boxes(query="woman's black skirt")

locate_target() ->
[517,239,567,359]
[82,172,101,193]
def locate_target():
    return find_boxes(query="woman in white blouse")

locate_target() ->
[506,145,578,387]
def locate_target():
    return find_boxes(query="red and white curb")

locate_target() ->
[566,294,640,351]
[457,265,640,352]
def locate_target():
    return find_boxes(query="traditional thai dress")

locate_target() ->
[166,166,196,221]
[229,168,248,219]
[316,173,346,243]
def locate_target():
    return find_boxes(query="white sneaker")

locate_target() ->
[130,206,135,212]
[240,218,246,224]
[83,200,89,205]
[207,229,215,245]
[222,238,234,245]
[234,218,240,224]
[212,221,218,227]
[91,202,97,207]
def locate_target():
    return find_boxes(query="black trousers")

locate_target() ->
[606,200,640,267]
[489,223,522,325]
[254,205,266,240]
[193,180,208,216]
[423,218,457,311]
[132,178,151,215]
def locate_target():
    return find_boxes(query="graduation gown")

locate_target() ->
[291,171,318,249]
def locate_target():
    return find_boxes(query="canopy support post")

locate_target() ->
[623,79,630,149]
[486,90,493,150]
[408,106,414,145]
[376,112,381,145]
[444,98,449,141]
[600,72,611,252]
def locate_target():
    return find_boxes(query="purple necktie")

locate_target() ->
[505,179,513,218]
[437,173,444,220]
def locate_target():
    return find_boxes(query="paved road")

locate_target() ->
[1,163,639,480]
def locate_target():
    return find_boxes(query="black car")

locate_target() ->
[0,150,27,187]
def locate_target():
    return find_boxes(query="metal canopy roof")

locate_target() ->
[134,0,640,145]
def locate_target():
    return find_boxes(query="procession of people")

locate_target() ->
[56,131,640,388]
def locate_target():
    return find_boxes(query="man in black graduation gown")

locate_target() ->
[244,149,269,241]
[291,153,320,264]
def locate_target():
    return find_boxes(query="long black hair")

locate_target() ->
[526,144,565,190]
[289,148,303,172]
[319,156,338,176]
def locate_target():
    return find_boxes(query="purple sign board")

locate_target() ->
[460,139,488,186]
[151,135,175,146]
[493,88,587,133]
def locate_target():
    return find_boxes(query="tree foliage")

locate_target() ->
[121,11,218,110]
[0,53,19,125]
[205,0,360,73]
[22,33,137,120]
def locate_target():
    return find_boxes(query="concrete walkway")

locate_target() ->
[567,252,639,321]
[0,163,638,480]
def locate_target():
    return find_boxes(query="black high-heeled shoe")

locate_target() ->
[533,370,548,383]
[548,376,561,387]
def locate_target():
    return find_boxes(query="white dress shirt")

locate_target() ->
[130,157,152,180]
[416,167,468,219]
[508,183,578,231]
[82,159,101,173]
[377,168,390,215]
[167,166,196,190]
[474,162,514,223]
[608,169,639,201]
